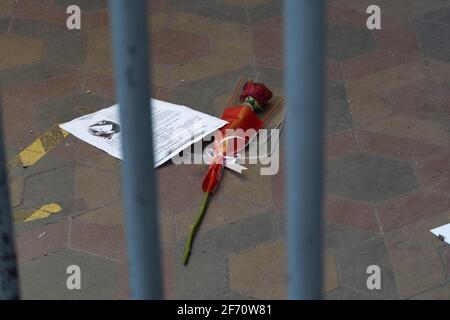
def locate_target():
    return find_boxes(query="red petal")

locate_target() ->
[202,163,224,193]
[239,81,273,106]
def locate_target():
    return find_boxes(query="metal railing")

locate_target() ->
[284,0,325,299]
[109,0,163,300]
[0,87,20,300]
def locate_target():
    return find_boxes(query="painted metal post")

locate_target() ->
[109,0,163,299]
[284,0,326,299]
[0,87,20,300]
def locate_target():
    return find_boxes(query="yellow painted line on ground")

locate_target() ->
[7,124,69,169]
[14,203,62,224]
[18,136,47,167]
[7,106,97,170]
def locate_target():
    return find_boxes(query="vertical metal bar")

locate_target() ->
[0,87,20,300]
[284,0,326,299]
[109,0,162,299]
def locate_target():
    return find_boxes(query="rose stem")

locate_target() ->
[183,192,211,265]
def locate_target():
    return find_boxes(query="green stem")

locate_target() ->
[183,192,211,265]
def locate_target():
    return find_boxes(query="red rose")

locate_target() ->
[239,81,273,106]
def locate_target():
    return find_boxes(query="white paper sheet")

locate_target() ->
[60,99,228,167]
[430,223,450,245]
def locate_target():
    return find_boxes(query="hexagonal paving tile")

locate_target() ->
[334,236,399,299]
[365,113,450,148]
[0,16,9,34]
[15,218,68,262]
[228,241,340,299]
[0,34,44,70]
[346,61,427,126]
[326,195,379,233]
[328,0,450,19]
[22,165,75,208]
[377,191,450,232]
[84,26,111,68]
[152,29,210,65]
[225,0,274,8]
[165,12,254,87]
[387,79,450,119]
[174,198,269,241]
[13,4,67,26]
[327,80,353,134]
[327,153,418,203]
[20,249,118,299]
[384,209,450,298]
[73,165,120,210]
[54,0,108,11]
[70,217,126,261]
[228,241,286,299]
[413,8,450,63]
[0,0,14,15]
[251,16,283,64]
[327,23,376,61]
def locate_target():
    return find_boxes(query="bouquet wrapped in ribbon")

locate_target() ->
[183,79,281,265]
